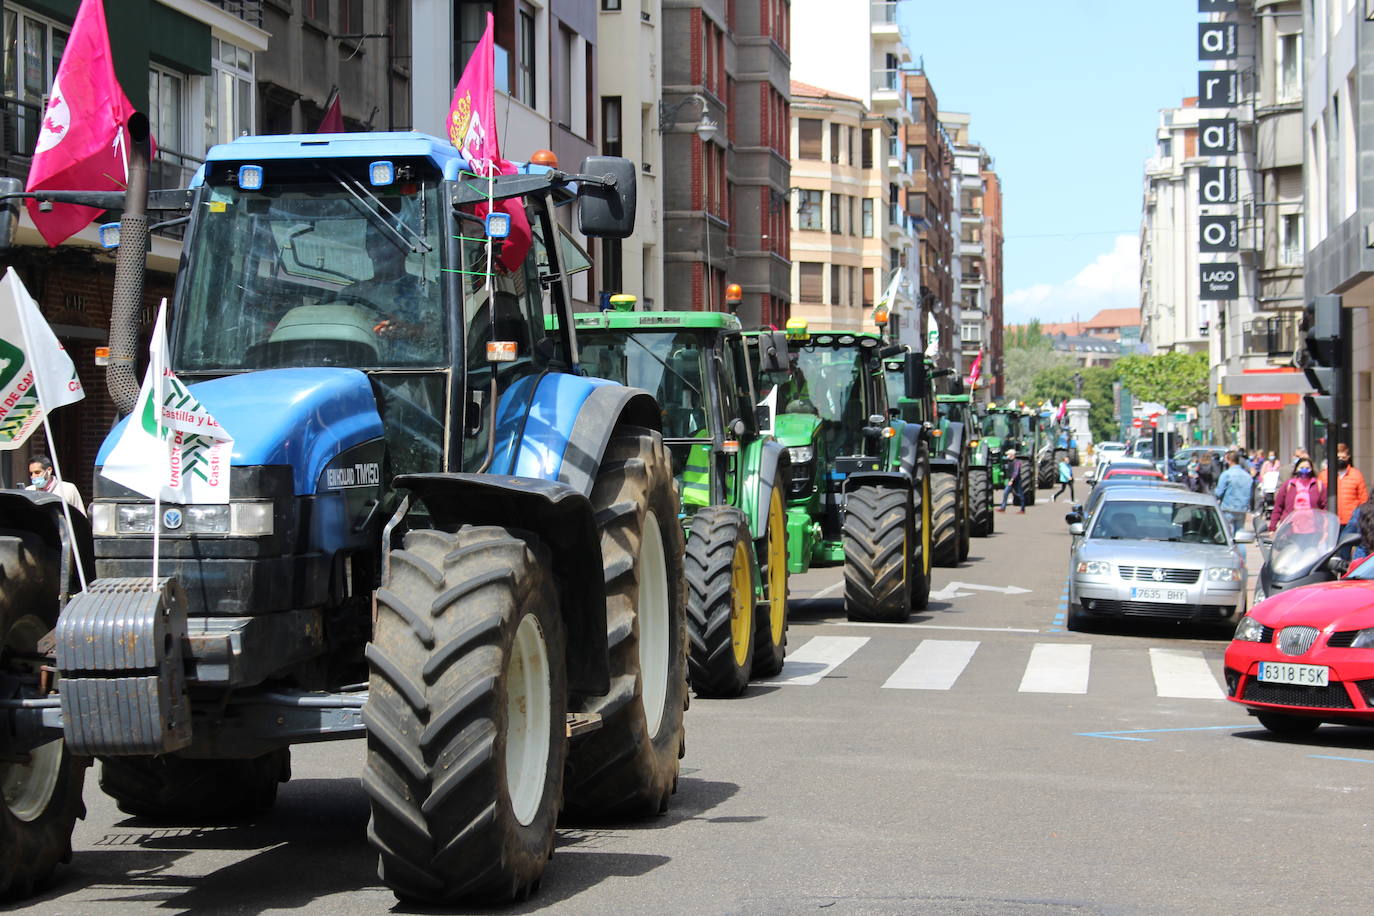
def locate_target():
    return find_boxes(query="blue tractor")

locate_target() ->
[0,122,688,903]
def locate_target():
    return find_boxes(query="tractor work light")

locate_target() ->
[98,223,120,249]
[785,317,810,340]
[369,160,395,186]
[237,165,264,190]
[484,210,511,239]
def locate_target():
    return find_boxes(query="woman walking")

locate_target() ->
[1052,453,1075,503]
[1269,456,1328,530]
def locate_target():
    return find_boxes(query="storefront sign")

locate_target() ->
[1199,23,1238,60]
[1200,263,1239,300]
[1242,393,1296,410]
[1198,118,1237,155]
[1198,71,1239,108]
[1200,215,1239,252]
[1199,166,1239,205]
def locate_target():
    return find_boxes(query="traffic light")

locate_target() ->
[1301,295,1341,424]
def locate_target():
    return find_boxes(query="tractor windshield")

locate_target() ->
[984,413,1017,440]
[795,344,870,459]
[577,330,710,439]
[175,178,446,371]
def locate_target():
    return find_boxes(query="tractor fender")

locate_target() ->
[740,438,789,544]
[845,470,916,494]
[555,383,661,496]
[928,456,960,476]
[941,420,966,464]
[895,424,927,481]
[393,473,609,698]
[0,490,92,607]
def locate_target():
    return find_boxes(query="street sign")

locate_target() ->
[1150,417,1159,427]
[1174,412,1187,421]
[1131,418,1143,429]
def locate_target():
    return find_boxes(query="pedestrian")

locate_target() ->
[1197,451,1218,494]
[1355,495,1374,563]
[1052,452,1074,503]
[997,449,1025,514]
[1215,450,1254,535]
[25,455,85,514]
[1335,442,1368,527]
[1270,456,1327,530]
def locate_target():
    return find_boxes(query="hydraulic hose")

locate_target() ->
[107,113,152,416]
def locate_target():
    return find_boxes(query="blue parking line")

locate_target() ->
[1078,725,1251,742]
[1309,755,1374,765]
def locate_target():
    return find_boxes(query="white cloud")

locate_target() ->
[1004,234,1140,326]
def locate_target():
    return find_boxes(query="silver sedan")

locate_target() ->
[1066,486,1253,630]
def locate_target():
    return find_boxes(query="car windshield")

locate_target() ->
[175,177,447,370]
[1269,509,1343,577]
[1088,500,1229,545]
[578,330,709,439]
[984,413,1017,440]
[795,344,869,458]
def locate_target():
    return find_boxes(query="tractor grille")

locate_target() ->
[1241,680,1354,709]
[1327,630,1361,648]
[786,462,815,499]
[1117,566,1201,584]
[1082,599,1232,620]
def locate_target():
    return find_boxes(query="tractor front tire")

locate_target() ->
[1019,461,1036,507]
[0,532,87,901]
[564,426,688,821]
[752,486,790,678]
[363,526,567,904]
[844,486,912,622]
[931,474,960,568]
[685,507,756,698]
[1037,457,1056,489]
[100,751,288,821]
[969,467,994,537]
[911,475,933,611]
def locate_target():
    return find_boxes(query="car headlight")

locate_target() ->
[1233,615,1266,642]
[1206,567,1243,583]
[1076,560,1111,576]
[788,446,815,464]
[1349,628,1374,649]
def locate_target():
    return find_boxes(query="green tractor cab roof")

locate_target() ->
[569,310,742,332]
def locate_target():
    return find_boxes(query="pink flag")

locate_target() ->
[447,12,532,273]
[965,349,983,389]
[25,0,139,247]
[1055,399,1068,422]
[317,89,344,134]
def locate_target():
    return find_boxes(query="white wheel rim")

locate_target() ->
[2,615,62,822]
[505,613,551,827]
[638,510,670,738]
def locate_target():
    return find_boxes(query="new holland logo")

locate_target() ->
[162,507,184,530]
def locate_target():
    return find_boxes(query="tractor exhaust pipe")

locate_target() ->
[108,112,151,416]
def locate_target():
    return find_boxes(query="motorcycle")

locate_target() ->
[1254,508,1360,602]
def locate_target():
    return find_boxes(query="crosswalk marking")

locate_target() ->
[1149,647,1225,699]
[766,635,869,686]
[883,640,979,690]
[1018,643,1091,694]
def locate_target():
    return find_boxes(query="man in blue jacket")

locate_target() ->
[1215,449,1254,536]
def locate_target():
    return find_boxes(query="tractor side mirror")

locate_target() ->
[905,358,929,401]
[755,403,772,432]
[0,177,22,250]
[577,156,637,238]
[760,330,790,371]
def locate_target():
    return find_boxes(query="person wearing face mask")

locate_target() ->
[1259,451,1282,519]
[1269,456,1327,531]
[24,454,85,515]
[1334,443,1368,526]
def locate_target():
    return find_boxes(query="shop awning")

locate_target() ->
[1221,368,1311,396]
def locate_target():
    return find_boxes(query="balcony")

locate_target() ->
[0,96,42,180]
[201,0,264,27]
[871,1,901,38]
[1242,314,1300,358]
[870,70,911,120]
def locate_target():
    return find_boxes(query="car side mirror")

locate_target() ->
[1328,556,1349,576]
[1233,529,1255,544]
[1068,522,1085,536]
[1065,512,1082,525]
[577,156,637,238]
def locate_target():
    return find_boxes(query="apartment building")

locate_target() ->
[941,112,1001,384]
[903,71,953,363]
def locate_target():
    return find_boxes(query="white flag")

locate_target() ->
[0,267,85,450]
[877,268,903,311]
[757,384,778,436]
[102,299,234,503]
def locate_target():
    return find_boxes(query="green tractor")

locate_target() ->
[883,350,968,567]
[572,307,789,697]
[746,322,933,621]
[981,404,1036,508]
[936,392,994,539]
[1033,409,1059,490]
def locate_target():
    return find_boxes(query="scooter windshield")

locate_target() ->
[1269,509,1342,578]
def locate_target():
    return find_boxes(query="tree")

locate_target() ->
[1114,351,1209,411]
[1003,345,1069,403]
[1030,364,1120,443]
[1004,318,1051,352]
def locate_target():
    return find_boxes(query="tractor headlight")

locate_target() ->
[1075,560,1111,577]
[94,501,274,536]
[788,446,815,464]
[1206,567,1243,583]
[1233,615,1266,642]
[228,502,275,536]
[116,504,157,534]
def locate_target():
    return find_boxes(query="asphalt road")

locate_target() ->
[18,483,1374,914]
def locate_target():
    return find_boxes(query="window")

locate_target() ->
[555,26,574,129]
[799,263,823,301]
[601,0,622,8]
[601,97,622,156]
[1278,32,1301,102]
[861,127,873,168]
[1280,212,1303,265]
[862,268,874,306]
[961,322,982,344]
[798,118,822,159]
[148,66,185,153]
[205,39,254,150]
[829,265,840,306]
[341,0,363,32]
[515,3,537,106]
[830,193,841,234]
[1158,138,1172,159]
[304,0,329,23]
[2,7,68,151]
[848,267,857,307]
[830,123,840,164]
[862,198,874,237]
[797,190,823,230]
[849,197,857,236]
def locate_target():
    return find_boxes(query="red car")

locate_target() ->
[1226,559,1374,735]
[1101,467,1165,482]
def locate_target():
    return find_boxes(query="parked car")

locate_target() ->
[1130,438,1155,459]
[1101,466,1166,483]
[1226,557,1374,735]
[1066,486,1253,630]
[1072,478,1188,525]
[1086,442,1129,485]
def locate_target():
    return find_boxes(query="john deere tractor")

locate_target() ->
[748,322,932,621]
[1034,409,1059,490]
[981,403,1036,508]
[937,392,994,539]
[572,306,790,697]
[883,350,968,567]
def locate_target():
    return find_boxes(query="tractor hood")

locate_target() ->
[773,411,822,448]
[96,368,384,497]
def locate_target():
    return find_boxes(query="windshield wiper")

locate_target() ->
[625,335,701,399]
[325,167,432,254]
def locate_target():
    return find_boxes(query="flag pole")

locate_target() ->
[12,288,87,592]
[151,299,166,591]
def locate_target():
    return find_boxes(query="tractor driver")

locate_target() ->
[350,226,442,365]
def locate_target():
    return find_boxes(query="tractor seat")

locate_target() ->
[262,303,381,367]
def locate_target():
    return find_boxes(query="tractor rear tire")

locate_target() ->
[364,526,567,904]
[911,475,932,611]
[957,480,971,563]
[1019,461,1036,507]
[751,486,789,678]
[100,751,289,821]
[931,474,960,568]
[844,486,912,622]
[0,532,87,902]
[685,507,756,698]
[564,427,688,821]
[969,467,994,537]
[1037,456,1056,490]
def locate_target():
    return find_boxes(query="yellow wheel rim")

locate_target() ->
[922,478,932,575]
[730,539,753,669]
[766,488,787,645]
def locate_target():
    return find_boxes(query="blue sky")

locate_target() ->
[899,1,1202,325]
